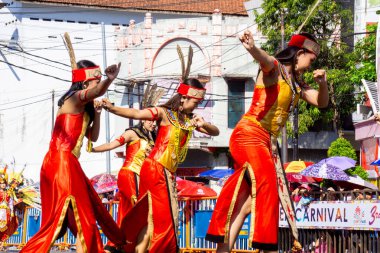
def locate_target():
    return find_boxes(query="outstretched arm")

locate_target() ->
[92,130,133,153]
[239,30,276,73]
[103,98,164,121]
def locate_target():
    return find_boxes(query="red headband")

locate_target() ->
[288,34,320,56]
[72,66,102,83]
[177,83,206,100]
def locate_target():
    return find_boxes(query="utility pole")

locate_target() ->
[102,22,111,174]
[51,90,55,136]
[280,8,288,163]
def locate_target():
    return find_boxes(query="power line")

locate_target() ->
[0,97,52,111]
[1,34,117,57]
[0,59,70,82]
[0,90,66,106]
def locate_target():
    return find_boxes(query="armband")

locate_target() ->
[116,135,126,145]
[147,107,159,121]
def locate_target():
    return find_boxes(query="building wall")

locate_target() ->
[354,0,380,42]
[0,0,219,181]
[114,11,258,153]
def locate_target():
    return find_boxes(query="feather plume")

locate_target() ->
[184,45,193,81]
[142,83,152,108]
[177,45,186,82]
[63,32,77,70]
[151,89,165,106]
[147,84,158,107]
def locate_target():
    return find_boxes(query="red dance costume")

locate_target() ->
[0,190,18,242]
[206,62,302,251]
[20,112,124,253]
[122,109,193,253]
[106,128,154,250]
[117,130,154,225]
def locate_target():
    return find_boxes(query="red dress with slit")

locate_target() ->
[206,64,302,251]
[20,112,124,253]
[106,130,153,249]
[121,109,193,253]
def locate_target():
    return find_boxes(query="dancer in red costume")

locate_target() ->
[205,30,329,253]
[20,60,124,253]
[91,120,156,253]
[102,45,219,253]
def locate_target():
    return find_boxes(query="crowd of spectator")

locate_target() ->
[290,181,379,206]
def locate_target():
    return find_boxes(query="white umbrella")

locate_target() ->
[334,175,378,190]
[346,176,378,190]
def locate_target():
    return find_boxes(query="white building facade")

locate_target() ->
[112,10,261,175]
[0,0,253,180]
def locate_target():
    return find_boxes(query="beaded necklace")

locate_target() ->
[164,109,195,163]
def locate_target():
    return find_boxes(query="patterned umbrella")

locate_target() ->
[90,173,117,194]
[300,156,356,181]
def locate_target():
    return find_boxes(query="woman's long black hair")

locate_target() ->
[126,121,156,143]
[159,78,203,113]
[274,32,318,84]
[58,60,97,122]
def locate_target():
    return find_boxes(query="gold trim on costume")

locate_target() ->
[72,113,90,158]
[224,168,246,243]
[121,140,151,175]
[157,109,194,173]
[131,195,137,206]
[165,169,179,237]
[147,191,154,250]
[246,163,257,246]
[50,196,88,253]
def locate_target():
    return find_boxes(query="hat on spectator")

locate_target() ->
[299,183,311,191]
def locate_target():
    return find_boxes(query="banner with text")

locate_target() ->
[279,201,380,230]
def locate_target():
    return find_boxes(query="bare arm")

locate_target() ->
[92,130,134,153]
[190,114,220,136]
[86,100,102,142]
[239,30,276,73]
[302,69,329,108]
[77,63,121,104]
[103,98,164,121]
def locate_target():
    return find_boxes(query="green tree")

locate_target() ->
[327,137,357,159]
[327,137,368,180]
[254,0,376,135]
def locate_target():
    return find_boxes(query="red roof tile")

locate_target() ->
[20,0,248,16]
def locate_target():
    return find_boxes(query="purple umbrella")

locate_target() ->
[300,156,356,181]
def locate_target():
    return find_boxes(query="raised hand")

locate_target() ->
[105,62,121,81]
[239,30,255,52]
[313,69,327,86]
[190,114,206,128]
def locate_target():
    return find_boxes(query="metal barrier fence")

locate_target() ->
[6,198,380,252]
[279,227,380,253]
